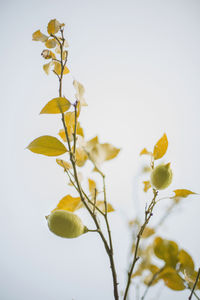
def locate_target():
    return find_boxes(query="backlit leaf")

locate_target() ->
[52,195,81,212]
[75,147,88,167]
[143,181,151,192]
[172,189,197,198]
[54,61,69,75]
[153,237,179,267]
[184,270,200,290]
[73,80,88,106]
[40,97,71,114]
[96,201,115,213]
[56,159,72,170]
[178,249,194,273]
[43,61,54,75]
[45,38,57,48]
[47,19,64,35]
[88,179,96,198]
[159,267,185,290]
[32,30,48,42]
[153,133,168,160]
[27,135,67,156]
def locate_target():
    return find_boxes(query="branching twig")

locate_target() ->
[123,189,158,300]
[141,266,165,300]
[56,27,119,300]
[189,268,200,300]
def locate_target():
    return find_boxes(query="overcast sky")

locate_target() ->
[1,0,200,299]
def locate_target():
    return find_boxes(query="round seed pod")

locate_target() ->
[47,210,88,238]
[150,163,173,190]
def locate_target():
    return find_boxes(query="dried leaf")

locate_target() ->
[27,135,67,156]
[41,50,56,59]
[143,181,151,192]
[40,97,71,114]
[153,133,168,160]
[172,189,197,198]
[32,30,48,42]
[45,38,57,48]
[47,19,64,35]
[43,61,54,75]
[52,195,81,212]
[56,159,72,170]
[73,80,88,106]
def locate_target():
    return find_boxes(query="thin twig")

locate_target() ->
[141,266,165,300]
[57,27,119,300]
[123,190,158,300]
[189,268,200,300]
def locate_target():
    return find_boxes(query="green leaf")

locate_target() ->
[27,135,67,156]
[40,97,71,114]
[153,237,179,267]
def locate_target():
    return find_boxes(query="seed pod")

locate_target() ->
[47,210,88,238]
[150,163,173,190]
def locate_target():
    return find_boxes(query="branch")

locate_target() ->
[123,189,158,300]
[141,266,165,300]
[189,268,200,300]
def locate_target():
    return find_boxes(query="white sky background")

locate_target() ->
[1,0,200,299]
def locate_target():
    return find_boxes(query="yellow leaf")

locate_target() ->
[43,61,54,75]
[85,136,99,152]
[153,133,168,160]
[59,112,84,142]
[184,270,200,289]
[172,189,197,198]
[47,19,65,35]
[56,159,72,170]
[142,227,155,238]
[140,148,152,156]
[54,61,70,75]
[27,135,67,156]
[153,237,179,267]
[143,181,151,192]
[73,80,88,106]
[75,148,88,167]
[45,38,57,48]
[178,249,194,273]
[101,143,120,161]
[158,267,185,290]
[40,97,71,114]
[32,30,48,42]
[41,50,56,59]
[96,201,115,213]
[77,122,84,137]
[52,195,81,212]
[88,179,96,198]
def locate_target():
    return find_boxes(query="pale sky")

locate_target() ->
[1,0,200,299]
